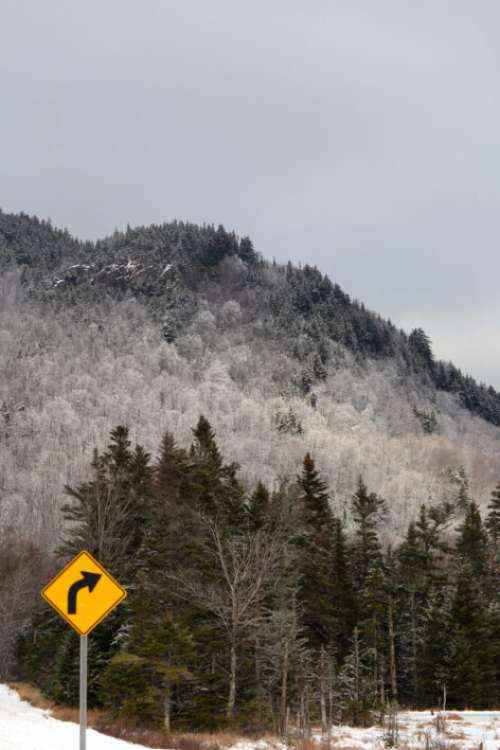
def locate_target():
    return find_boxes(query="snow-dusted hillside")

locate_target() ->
[2,210,500,551]
[2,281,500,551]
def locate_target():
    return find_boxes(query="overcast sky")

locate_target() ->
[2,1,500,386]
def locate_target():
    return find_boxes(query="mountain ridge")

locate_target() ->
[1,208,499,427]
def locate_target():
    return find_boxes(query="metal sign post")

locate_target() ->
[41,550,127,748]
[80,636,87,750]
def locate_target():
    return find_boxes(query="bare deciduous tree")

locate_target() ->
[168,517,284,719]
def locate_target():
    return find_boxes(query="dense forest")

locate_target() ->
[14,420,500,731]
[2,209,500,427]
[1,209,500,730]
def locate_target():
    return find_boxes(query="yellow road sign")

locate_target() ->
[41,550,127,636]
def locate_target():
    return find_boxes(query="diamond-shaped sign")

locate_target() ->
[41,550,127,636]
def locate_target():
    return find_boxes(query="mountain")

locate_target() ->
[1,208,500,552]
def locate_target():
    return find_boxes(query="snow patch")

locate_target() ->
[161,263,172,277]
[0,684,158,750]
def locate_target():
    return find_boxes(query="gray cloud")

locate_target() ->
[2,0,500,385]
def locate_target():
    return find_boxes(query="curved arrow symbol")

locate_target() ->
[67,571,102,614]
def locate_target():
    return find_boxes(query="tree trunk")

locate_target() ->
[300,689,306,739]
[164,682,171,732]
[353,626,360,725]
[280,638,289,736]
[353,626,360,704]
[388,597,398,702]
[255,634,262,698]
[320,647,328,737]
[227,637,237,720]
[327,659,334,748]
[410,590,418,702]
[379,653,386,705]
[304,684,310,739]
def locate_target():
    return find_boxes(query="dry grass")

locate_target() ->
[8,682,101,725]
[292,739,317,750]
[260,733,286,750]
[90,722,246,750]
[7,682,54,711]
[445,715,463,722]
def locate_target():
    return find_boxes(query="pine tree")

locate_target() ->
[456,502,487,578]
[154,431,190,506]
[239,236,257,264]
[100,588,194,729]
[351,477,384,587]
[338,626,377,726]
[448,505,497,707]
[142,433,202,586]
[59,426,154,579]
[486,482,500,547]
[21,427,155,708]
[298,453,331,531]
[295,454,336,651]
[396,522,427,704]
[190,416,223,468]
[248,482,271,531]
[449,565,496,708]
[190,416,245,527]
[417,584,453,708]
[408,328,434,370]
[414,504,447,575]
[359,562,387,707]
[330,517,357,662]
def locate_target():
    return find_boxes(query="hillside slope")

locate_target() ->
[1,209,500,550]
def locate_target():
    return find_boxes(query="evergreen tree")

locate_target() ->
[59,426,154,579]
[100,588,194,729]
[190,416,246,529]
[448,564,497,708]
[486,482,500,546]
[298,453,331,531]
[456,502,487,578]
[396,522,427,703]
[351,477,384,587]
[238,236,257,264]
[248,482,271,532]
[414,504,447,575]
[359,562,387,707]
[154,431,190,506]
[330,517,357,662]
[338,626,377,726]
[295,454,336,652]
[448,505,498,707]
[408,328,434,370]
[417,584,453,707]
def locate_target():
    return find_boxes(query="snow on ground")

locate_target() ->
[323,711,500,750]
[0,684,156,750]
[1,684,499,750]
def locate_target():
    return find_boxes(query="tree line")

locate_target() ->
[16,418,500,732]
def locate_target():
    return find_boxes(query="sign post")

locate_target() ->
[42,550,127,749]
[80,636,87,750]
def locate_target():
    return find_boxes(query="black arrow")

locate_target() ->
[67,571,102,614]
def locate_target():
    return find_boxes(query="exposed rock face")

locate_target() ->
[53,260,170,291]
